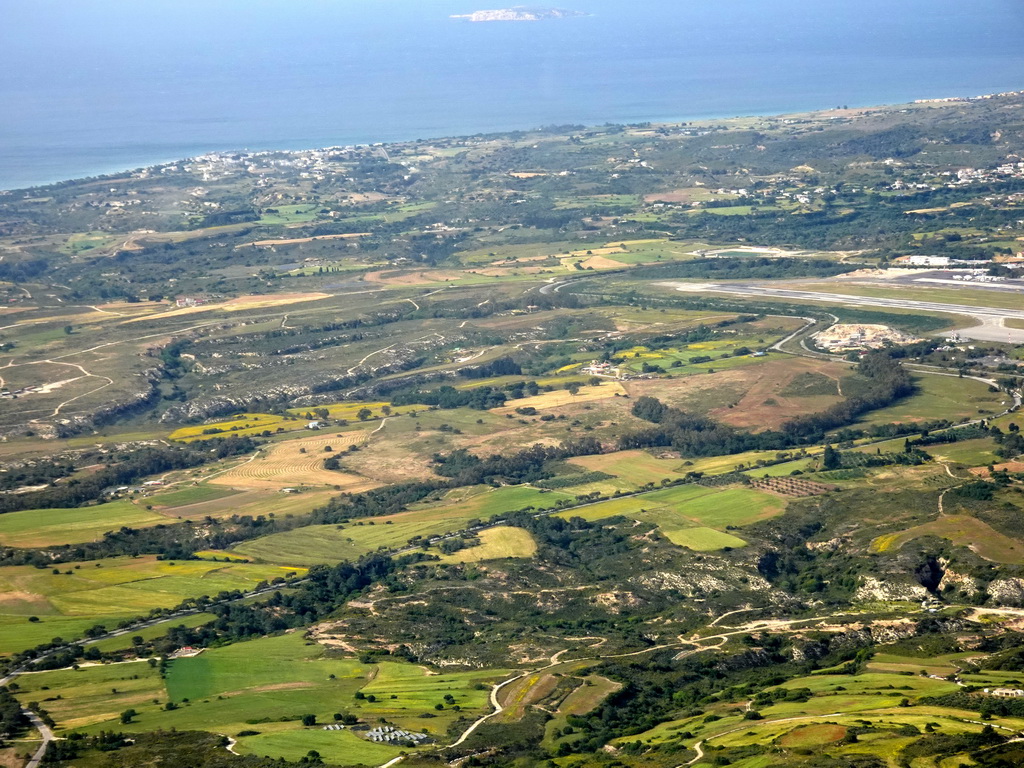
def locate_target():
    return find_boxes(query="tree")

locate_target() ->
[120,709,137,724]
[822,444,841,470]
[301,713,317,726]
[63,325,73,335]
[357,408,372,421]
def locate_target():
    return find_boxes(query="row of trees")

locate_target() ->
[0,437,259,515]
[432,437,603,486]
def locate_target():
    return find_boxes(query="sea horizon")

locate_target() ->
[4,0,1024,191]
[5,87,1022,193]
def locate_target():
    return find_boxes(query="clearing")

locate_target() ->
[438,526,538,563]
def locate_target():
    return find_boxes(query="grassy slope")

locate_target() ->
[232,485,571,565]
[438,526,538,563]
[18,633,508,766]
[0,501,168,548]
[0,557,303,655]
[861,373,1007,426]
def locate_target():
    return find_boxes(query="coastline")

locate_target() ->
[4,87,1021,194]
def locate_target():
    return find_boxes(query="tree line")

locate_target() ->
[621,352,915,456]
[0,437,259,515]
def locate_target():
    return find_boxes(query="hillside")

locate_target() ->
[2,97,1024,768]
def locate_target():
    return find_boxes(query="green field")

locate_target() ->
[557,484,782,551]
[233,485,572,565]
[615,667,1006,767]
[745,456,818,477]
[543,674,622,749]
[663,526,748,551]
[568,450,688,488]
[612,338,781,377]
[255,204,320,226]
[570,448,817,490]
[873,514,1024,564]
[0,501,167,548]
[234,729,400,765]
[18,633,508,766]
[146,485,241,507]
[927,436,1000,466]
[88,612,219,653]
[861,374,1007,426]
[0,557,303,656]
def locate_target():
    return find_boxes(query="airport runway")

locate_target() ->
[659,282,1024,343]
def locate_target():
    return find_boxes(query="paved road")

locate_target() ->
[24,709,54,768]
[662,282,1024,342]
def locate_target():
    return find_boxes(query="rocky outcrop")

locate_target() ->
[938,567,982,599]
[988,578,1024,607]
[853,575,930,603]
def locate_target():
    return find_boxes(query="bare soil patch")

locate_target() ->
[779,723,847,748]
[241,233,369,247]
[971,461,1024,477]
[364,269,463,285]
[579,255,626,269]
[643,190,695,203]
[625,358,847,431]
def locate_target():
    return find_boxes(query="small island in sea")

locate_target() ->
[450,7,585,22]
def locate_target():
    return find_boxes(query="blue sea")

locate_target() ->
[3,0,1024,190]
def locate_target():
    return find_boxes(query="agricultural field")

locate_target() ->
[557,483,783,551]
[206,430,377,491]
[15,632,508,766]
[490,382,626,414]
[0,501,167,548]
[438,526,538,563]
[143,485,240,508]
[0,556,303,656]
[568,450,689,489]
[744,455,819,477]
[615,666,1024,768]
[169,413,305,441]
[161,487,335,521]
[664,526,748,551]
[568,448,820,493]
[285,401,419,421]
[860,373,1008,426]
[927,437,1001,466]
[10,93,1024,768]
[0,484,337,549]
[232,485,572,565]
